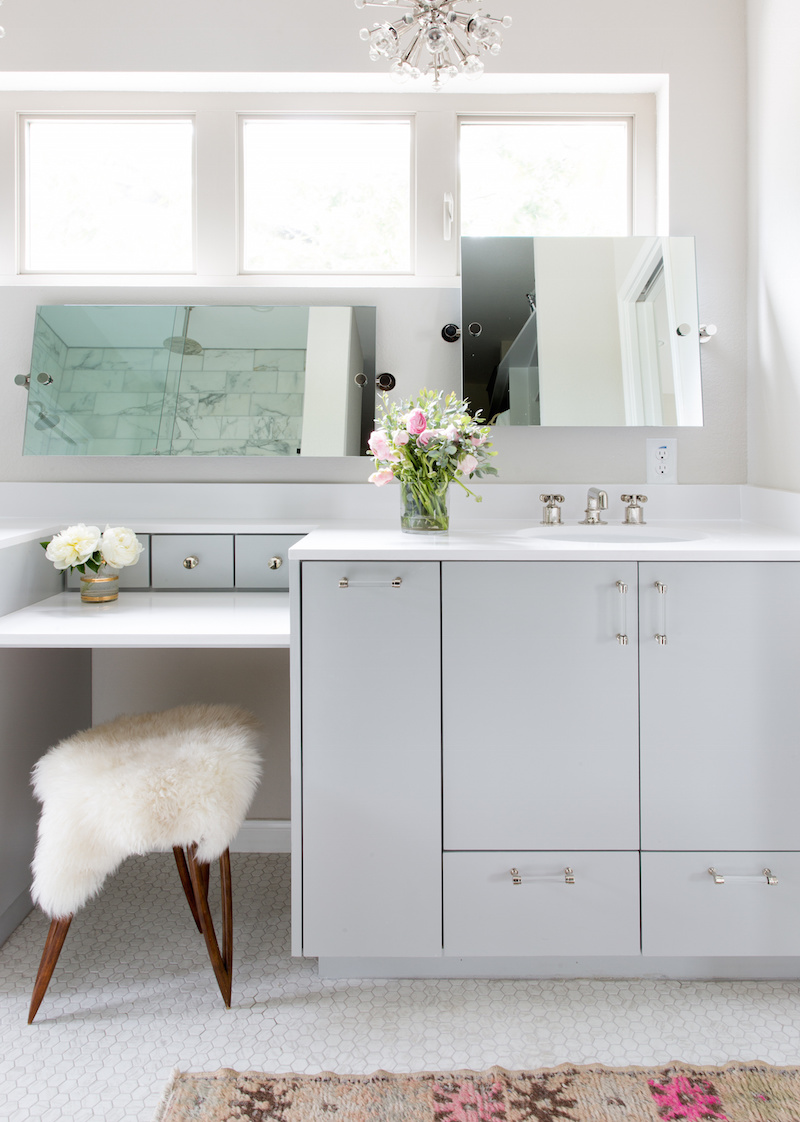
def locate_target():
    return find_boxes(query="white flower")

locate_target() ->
[45,524,101,570]
[100,525,143,569]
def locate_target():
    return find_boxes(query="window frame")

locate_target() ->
[5,91,657,284]
[18,110,198,276]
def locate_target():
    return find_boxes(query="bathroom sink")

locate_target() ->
[515,525,704,545]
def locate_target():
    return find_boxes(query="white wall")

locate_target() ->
[0,0,747,485]
[747,0,800,491]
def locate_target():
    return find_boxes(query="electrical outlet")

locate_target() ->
[646,438,678,484]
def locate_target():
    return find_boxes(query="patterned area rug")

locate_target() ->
[153,1063,800,1121]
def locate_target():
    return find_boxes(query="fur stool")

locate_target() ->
[27,703,262,1023]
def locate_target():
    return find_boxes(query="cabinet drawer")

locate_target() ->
[67,535,151,590]
[150,535,233,589]
[444,851,640,957]
[642,851,800,956]
[234,534,303,590]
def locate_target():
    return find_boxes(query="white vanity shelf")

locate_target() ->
[0,591,290,648]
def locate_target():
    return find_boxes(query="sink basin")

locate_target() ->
[515,525,704,545]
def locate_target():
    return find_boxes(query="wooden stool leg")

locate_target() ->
[173,846,202,932]
[186,843,233,1007]
[28,915,73,1024]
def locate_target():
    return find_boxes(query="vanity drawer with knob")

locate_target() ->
[641,851,800,957]
[150,534,233,589]
[443,850,641,957]
[234,534,304,590]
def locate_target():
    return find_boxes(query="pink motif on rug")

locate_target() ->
[433,1078,506,1121]
[647,1074,728,1121]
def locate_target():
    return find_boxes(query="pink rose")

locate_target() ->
[458,453,478,475]
[405,408,427,435]
[368,469,395,486]
[470,434,485,446]
[444,425,460,443]
[417,428,437,446]
[394,430,410,446]
[368,430,397,462]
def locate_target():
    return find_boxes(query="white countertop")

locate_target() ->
[0,591,291,648]
[289,519,800,562]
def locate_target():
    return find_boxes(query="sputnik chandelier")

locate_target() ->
[355,0,512,87]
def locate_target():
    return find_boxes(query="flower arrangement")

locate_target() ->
[42,523,144,574]
[367,389,497,532]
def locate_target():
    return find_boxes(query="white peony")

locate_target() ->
[45,524,101,570]
[100,525,143,569]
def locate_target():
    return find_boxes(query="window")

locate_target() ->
[459,118,630,237]
[10,93,655,279]
[22,116,195,273]
[240,117,413,274]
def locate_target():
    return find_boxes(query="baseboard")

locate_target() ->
[230,819,290,853]
[0,887,33,948]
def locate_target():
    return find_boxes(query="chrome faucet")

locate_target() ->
[580,487,608,525]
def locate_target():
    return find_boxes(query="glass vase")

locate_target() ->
[79,564,119,603]
[400,481,450,535]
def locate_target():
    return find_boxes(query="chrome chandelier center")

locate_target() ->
[355,0,512,87]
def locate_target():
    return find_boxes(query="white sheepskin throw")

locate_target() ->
[31,703,263,919]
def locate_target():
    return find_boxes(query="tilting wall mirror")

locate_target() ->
[461,236,704,426]
[22,304,376,456]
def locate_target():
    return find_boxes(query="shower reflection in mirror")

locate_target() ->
[22,303,376,456]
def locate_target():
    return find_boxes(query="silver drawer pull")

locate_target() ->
[708,866,778,886]
[268,556,283,570]
[509,867,575,885]
[338,577,402,589]
[182,555,200,569]
[654,580,668,644]
[616,580,628,645]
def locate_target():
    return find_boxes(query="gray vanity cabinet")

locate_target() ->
[440,561,641,958]
[442,561,640,851]
[639,561,800,956]
[300,560,442,958]
[639,562,800,851]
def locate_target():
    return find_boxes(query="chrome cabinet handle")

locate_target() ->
[338,577,402,589]
[268,556,283,570]
[616,579,628,645]
[654,580,668,644]
[509,867,575,885]
[182,555,200,569]
[708,866,778,886]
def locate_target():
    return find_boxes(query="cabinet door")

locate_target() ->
[640,562,800,851]
[301,560,441,957]
[442,562,639,851]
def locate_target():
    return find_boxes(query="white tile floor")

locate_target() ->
[2,853,800,1121]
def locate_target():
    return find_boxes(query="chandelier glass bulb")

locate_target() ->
[356,0,512,86]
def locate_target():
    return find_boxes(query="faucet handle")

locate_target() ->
[621,494,648,525]
[539,494,565,525]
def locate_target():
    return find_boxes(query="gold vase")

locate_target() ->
[79,564,119,603]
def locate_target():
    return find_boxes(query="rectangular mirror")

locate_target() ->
[461,236,704,426]
[23,304,376,456]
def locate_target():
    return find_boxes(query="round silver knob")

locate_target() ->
[182,555,199,569]
[36,372,54,385]
[676,323,692,336]
[268,556,283,571]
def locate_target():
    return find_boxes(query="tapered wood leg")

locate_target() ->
[173,846,202,932]
[28,915,73,1024]
[186,844,233,1007]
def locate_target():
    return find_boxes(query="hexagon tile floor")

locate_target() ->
[2,854,800,1122]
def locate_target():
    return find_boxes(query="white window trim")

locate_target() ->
[0,90,658,286]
